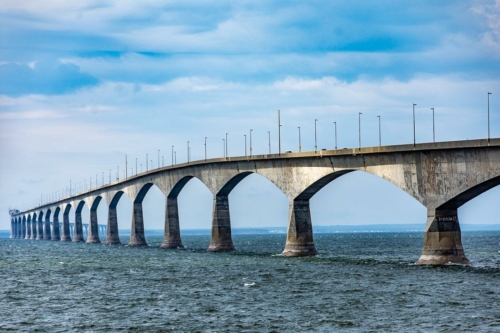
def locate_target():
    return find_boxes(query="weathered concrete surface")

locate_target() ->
[24,217,31,240]
[52,213,61,241]
[282,199,317,256]
[11,138,500,264]
[129,202,147,246]
[72,211,85,242]
[105,206,121,244]
[61,213,72,242]
[30,215,37,240]
[417,209,469,265]
[160,197,184,249]
[86,210,101,244]
[43,211,51,241]
[208,195,235,252]
[36,214,43,240]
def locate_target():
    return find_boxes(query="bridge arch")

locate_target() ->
[438,175,500,211]
[72,201,87,242]
[26,215,32,240]
[44,209,52,240]
[104,190,131,245]
[52,207,61,241]
[36,211,44,240]
[61,204,73,242]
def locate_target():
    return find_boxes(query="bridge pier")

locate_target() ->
[52,215,60,241]
[86,210,101,244]
[61,213,72,241]
[161,197,184,249]
[43,214,51,241]
[417,208,469,265]
[129,202,148,246]
[73,211,85,242]
[105,206,120,244]
[282,199,317,257]
[30,219,37,240]
[20,220,25,240]
[36,217,43,240]
[25,219,31,239]
[208,195,235,252]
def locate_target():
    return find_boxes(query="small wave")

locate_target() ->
[244,282,256,287]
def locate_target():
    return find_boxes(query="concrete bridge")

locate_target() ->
[9,138,500,265]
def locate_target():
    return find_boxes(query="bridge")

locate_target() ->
[9,138,500,265]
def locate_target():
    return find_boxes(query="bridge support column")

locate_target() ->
[282,199,317,257]
[31,219,37,240]
[73,212,85,242]
[52,215,60,241]
[20,220,25,239]
[61,214,72,241]
[25,220,31,239]
[417,208,469,265]
[208,195,235,252]
[129,202,147,246]
[105,206,120,244]
[86,210,101,244]
[43,214,51,241]
[10,220,14,238]
[36,218,43,240]
[14,221,19,239]
[161,197,184,249]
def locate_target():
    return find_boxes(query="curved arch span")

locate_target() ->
[438,175,500,210]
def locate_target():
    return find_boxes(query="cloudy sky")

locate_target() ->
[1,1,499,233]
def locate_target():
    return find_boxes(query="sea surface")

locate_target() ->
[1,231,499,332]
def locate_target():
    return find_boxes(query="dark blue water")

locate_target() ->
[1,232,499,332]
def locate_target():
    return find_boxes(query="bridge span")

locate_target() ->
[9,138,500,265]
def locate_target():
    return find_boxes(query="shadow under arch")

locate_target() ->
[26,214,31,240]
[438,175,500,211]
[21,215,26,239]
[72,200,87,243]
[36,211,44,240]
[60,204,73,242]
[161,176,212,249]
[86,196,107,244]
[44,208,52,241]
[104,191,128,245]
[31,212,37,240]
[129,183,165,247]
[52,207,61,241]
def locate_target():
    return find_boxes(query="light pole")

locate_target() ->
[333,122,337,149]
[431,107,435,142]
[377,115,381,146]
[358,112,362,150]
[488,92,492,142]
[315,119,318,152]
[297,126,301,152]
[250,129,253,157]
[244,135,247,156]
[204,137,207,161]
[278,110,281,155]
[158,150,160,169]
[117,166,119,180]
[187,141,190,163]
[413,103,417,147]
[268,131,271,154]
[225,133,228,158]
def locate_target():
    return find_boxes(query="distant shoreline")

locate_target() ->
[2,224,499,238]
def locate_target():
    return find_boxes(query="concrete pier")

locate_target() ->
[60,213,72,241]
[86,210,101,244]
[208,195,235,252]
[30,215,37,240]
[417,208,469,265]
[161,197,184,249]
[129,202,147,246]
[282,199,317,257]
[52,213,61,241]
[105,206,120,244]
[72,211,85,242]
[25,218,31,240]
[36,215,43,240]
[43,212,51,241]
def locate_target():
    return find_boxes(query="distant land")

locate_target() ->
[2,224,499,239]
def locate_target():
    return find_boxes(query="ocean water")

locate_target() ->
[1,231,499,332]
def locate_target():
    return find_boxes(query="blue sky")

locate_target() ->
[1,1,499,232]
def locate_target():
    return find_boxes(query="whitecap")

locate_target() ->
[244,282,256,287]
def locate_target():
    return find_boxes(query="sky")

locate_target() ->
[1,0,499,232]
